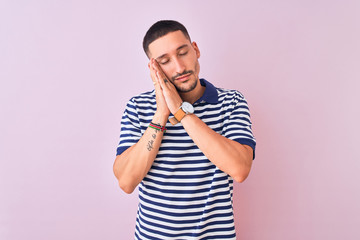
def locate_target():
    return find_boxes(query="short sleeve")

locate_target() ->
[222,91,256,159]
[116,98,142,156]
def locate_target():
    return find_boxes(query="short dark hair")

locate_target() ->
[143,20,191,57]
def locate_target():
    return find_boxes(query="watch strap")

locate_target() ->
[174,108,186,122]
[169,117,179,125]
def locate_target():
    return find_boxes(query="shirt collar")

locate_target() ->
[194,78,219,104]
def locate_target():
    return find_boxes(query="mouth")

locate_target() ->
[175,73,192,82]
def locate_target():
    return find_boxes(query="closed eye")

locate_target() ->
[160,59,170,65]
[178,51,188,56]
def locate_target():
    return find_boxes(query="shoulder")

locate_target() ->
[127,90,156,105]
[216,87,246,103]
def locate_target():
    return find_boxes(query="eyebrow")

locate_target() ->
[156,44,189,60]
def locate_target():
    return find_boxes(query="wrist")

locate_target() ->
[169,102,195,125]
[153,111,169,126]
[170,101,183,115]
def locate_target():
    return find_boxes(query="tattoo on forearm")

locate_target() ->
[147,134,156,151]
[147,122,159,151]
[147,140,154,151]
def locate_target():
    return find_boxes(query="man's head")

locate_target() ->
[143,20,201,93]
[143,20,191,57]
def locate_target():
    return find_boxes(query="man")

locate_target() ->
[113,20,256,240]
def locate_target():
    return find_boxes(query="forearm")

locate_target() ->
[113,112,168,193]
[181,114,253,182]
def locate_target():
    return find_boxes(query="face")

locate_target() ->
[148,30,201,93]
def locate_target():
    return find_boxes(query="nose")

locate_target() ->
[173,57,186,74]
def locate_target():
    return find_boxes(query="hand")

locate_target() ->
[149,59,170,117]
[151,59,183,115]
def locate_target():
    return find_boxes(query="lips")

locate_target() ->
[175,73,191,82]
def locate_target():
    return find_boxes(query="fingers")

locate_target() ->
[148,60,160,88]
[152,59,166,78]
[151,59,173,90]
[151,59,163,75]
[155,71,166,90]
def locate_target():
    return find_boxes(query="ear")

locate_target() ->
[192,42,200,58]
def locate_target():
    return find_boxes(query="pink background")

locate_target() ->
[1,0,359,239]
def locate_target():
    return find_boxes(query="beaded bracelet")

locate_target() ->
[148,122,167,133]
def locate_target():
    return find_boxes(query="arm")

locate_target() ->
[113,59,171,194]
[181,114,253,182]
[113,113,167,194]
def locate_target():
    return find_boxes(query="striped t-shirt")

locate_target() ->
[117,79,256,240]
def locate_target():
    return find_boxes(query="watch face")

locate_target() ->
[182,102,194,114]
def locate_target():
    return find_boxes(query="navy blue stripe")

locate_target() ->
[156,152,205,158]
[139,188,231,202]
[151,164,216,172]
[160,138,194,143]
[124,109,138,118]
[119,126,139,132]
[137,111,158,117]
[141,180,230,192]
[146,171,215,179]
[125,102,137,110]
[153,159,210,165]
[119,121,138,126]
[158,145,199,151]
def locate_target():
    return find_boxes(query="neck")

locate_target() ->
[179,79,205,104]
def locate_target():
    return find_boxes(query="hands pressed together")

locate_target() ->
[149,58,183,118]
